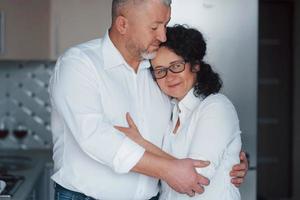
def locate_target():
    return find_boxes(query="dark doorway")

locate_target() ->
[258,0,294,199]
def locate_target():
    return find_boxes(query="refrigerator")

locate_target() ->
[169,0,258,199]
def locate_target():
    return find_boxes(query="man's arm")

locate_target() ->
[115,113,210,196]
[116,113,247,191]
[132,151,209,197]
[50,52,145,173]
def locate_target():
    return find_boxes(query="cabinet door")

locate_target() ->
[50,0,112,59]
[0,0,112,60]
[0,0,51,60]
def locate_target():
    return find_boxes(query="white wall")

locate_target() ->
[169,0,258,167]
[169,1,258,199]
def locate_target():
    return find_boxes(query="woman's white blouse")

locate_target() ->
[159,90,242,200]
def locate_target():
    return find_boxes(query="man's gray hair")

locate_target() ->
[112,0,172,20]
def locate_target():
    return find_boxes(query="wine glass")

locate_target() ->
[0,115,13,140]
[13,124,28,149]
[0,120,9,139]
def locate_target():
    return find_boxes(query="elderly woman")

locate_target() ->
[115,25,242,199]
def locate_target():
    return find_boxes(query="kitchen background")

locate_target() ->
[0,0,299,200]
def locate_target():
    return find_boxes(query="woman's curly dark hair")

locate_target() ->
[160,24,222,98]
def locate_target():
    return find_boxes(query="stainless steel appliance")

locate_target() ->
[0,155,32,199]
[170,0,258,199]
[0,174,24,199]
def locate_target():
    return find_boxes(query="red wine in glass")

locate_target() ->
[0,129,9,139]
[13,130,28,139]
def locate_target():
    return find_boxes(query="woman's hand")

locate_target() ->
[116,113,176,160]
[114,113,143,142]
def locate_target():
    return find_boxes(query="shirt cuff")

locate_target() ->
[113,137,145,173]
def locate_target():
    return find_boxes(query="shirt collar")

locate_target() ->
[169,89,201,131]
[101,30,151,70]
[173,88,203,114]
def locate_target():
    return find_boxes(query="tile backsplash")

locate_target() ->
[0,61,55,149]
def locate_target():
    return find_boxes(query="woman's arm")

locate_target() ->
[114,113,175,160]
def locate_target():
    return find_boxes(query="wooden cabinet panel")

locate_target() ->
[0,0,51,60]
[0,0,111,60]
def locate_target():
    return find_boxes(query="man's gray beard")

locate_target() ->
[141,51,157,60]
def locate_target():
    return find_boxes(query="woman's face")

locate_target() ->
[151,47,198,101]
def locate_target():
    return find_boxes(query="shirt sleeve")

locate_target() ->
[188,97,242,179]
[49,49,145,173]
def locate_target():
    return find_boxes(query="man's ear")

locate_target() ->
[115,15,128,34]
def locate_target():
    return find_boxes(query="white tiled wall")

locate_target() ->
[0,61,55,149]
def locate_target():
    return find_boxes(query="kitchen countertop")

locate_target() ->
[0,149,52,200]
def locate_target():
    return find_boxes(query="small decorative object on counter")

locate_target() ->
[0,179,7,194]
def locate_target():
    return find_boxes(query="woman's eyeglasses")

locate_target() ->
[150,60,186,79]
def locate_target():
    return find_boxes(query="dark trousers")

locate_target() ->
[54,183,160,200]
[54,183,96,200]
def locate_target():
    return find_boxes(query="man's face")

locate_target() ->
[125,0,171,60]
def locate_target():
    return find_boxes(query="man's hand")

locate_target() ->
[230,151,248,187]
[162,159,210,197]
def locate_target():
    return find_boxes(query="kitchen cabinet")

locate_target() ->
[0,0,111,60]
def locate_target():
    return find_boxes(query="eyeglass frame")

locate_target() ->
[150,60,187,79]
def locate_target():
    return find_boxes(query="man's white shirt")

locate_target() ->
[49,31,171,200]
